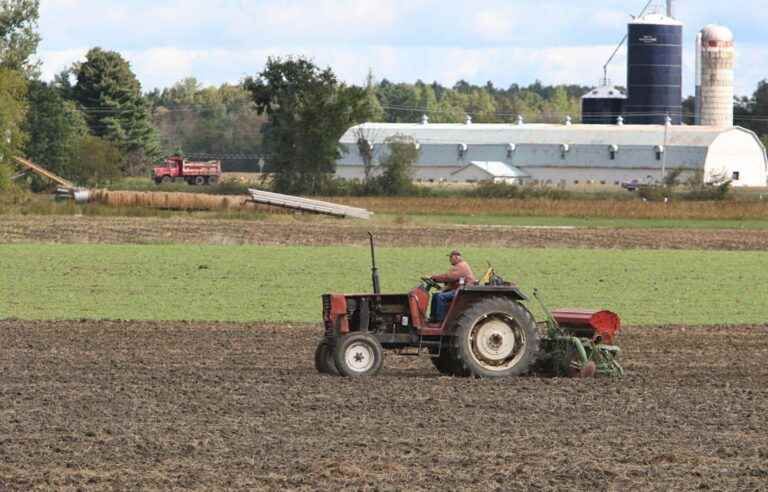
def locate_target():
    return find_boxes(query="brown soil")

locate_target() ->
[2,215,768,250]
[1,320,766,490]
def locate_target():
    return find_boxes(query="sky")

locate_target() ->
[37,0,767,97]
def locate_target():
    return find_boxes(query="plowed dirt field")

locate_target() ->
[2,215,768,250]
[2,320,766,490]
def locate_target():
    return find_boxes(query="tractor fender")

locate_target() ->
[442,287,531,332]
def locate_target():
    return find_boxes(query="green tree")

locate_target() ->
[433,90,467,123]
[0,157,11,190]
[245,56,373,194]
[150,78,265,171]
[377,79,420,122]
[372,134,419,196]
[67,135,122,186]
[466,89,497,123]
[0,67,27,164]
[24,80,89,179]
[73,47,160,173]
[749,80,768,138]
[541,86,580,123]
[0,0,40,76]
[364,70,385,122]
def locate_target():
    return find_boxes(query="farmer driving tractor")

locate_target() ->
[429,250,476,322]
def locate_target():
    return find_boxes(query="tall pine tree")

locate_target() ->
[73,48,160,174]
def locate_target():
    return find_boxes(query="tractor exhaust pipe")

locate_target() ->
[368,232,381,295]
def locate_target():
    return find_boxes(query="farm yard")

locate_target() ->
[1,206,768,490]
[3,0,768,488]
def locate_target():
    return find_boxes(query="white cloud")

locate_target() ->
[36,48,88,80]
[34,0,767,97]
[471,11,516,42]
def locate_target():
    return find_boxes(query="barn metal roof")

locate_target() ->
[452,162,530,178]
[341,123,733,147]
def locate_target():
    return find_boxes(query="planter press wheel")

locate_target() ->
[565,347,597,378]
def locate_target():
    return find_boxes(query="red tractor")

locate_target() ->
[153,154,222,186]
[316,234,623,379]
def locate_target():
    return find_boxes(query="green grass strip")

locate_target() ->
[1,244,766,326]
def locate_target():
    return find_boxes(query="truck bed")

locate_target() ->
[181,161,221,176]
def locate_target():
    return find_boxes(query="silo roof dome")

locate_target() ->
[630,13,683,26]
[701,24,734,42]
[582,85,626,100]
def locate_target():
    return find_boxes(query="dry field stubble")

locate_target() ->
[1,320,766,490]
[39,190,768,221]
[327,196,768,220]
[2,215,768,250]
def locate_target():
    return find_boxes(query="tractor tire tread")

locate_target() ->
[314,339,338,375]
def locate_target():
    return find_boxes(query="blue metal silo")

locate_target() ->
[626,14,683,125]
[581,85,626,124]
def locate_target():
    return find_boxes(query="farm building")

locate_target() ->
[337,121,768,187]
[450,161,530,184]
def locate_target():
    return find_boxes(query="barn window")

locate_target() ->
[732,171,740,181]
[655,145,664,161]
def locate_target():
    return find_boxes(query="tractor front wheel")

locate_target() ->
[451,297,539,378]
[333,332,384,378]
[314,339,338,375]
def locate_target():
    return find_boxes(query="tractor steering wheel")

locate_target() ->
[421,277,441,291]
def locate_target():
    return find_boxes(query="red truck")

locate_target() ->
[153,155,222,185]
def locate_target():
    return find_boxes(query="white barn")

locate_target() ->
[450,161,530,184]
[337,121,768,187]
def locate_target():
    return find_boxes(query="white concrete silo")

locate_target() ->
[698,25,735,127]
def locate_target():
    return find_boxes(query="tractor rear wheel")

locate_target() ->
[333,332,384,378]
[430,349,454,375]
[430,342,470,377]
[314,339,338,375]
[450,297,539,378]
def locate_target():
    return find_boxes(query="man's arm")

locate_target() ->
[431,266,461,283]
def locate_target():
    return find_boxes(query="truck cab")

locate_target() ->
[153,155,184,184]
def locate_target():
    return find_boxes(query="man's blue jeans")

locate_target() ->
[431,290,456,322]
